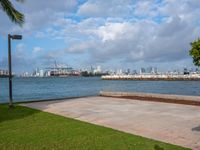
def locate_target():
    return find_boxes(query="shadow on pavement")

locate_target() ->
[192,125,200,132]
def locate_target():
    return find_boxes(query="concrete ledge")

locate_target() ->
[99,91,200,106]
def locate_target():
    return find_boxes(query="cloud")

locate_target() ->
[0,0,78,35]
[96,22,131,42]
[66,41,94,53]
[133,0,157,17]
[60,15,198,66]
[1,0,200,72]
[33,47,43,53]
[77,0,134,18]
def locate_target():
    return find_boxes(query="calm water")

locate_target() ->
[0,77,200,103]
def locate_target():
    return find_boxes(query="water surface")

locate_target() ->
[0,77,200,103]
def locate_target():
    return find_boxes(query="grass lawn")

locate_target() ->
[0,104,190,150]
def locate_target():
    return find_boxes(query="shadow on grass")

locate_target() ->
[0,104,38,123]
[154,144,164,150]
[0,99,72,123]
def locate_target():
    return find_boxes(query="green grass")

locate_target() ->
[0,104,190,150]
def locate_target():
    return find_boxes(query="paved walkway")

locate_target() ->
[22,96,200,150]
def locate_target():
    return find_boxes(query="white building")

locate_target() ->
[39,69,44,77]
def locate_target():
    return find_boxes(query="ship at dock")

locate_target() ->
[0,69,9,78]
[45,61,80,77]
[31,61,80,77]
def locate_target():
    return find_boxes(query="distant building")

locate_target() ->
[90,66,95,74]
[96,66,102,73]
[125,68,130,75]
[140,67,157,74]
[183,68,189,75]
[117,69,123,75]
[33,68,40,77]
[93,66,102,74]
[39,69,44,77]
[140,68,145,74]
[45,62,80,77]
[146,67,157,74]
[21,72,29,77]
[146,67,152,74]
[0,69,9,77]
[45,71,51,77]
[132,70,137,74]
[153,67,158,74]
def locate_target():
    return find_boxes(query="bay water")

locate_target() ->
[0,77,200,103]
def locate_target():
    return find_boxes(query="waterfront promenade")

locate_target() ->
[22,96,200,150]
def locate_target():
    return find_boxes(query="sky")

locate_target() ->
[0,0,200,74]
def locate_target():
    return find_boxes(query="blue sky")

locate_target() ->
[0,0,200,73]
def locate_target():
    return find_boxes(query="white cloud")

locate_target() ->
[35,32,45,38]
[77,0,134,18]
[134,0,156,17]
[66,41,95,53]
[1,0,200,72]
[96,22,131,42]
[60,15,198,66]
[33,47,43,53]
[0,0,78,35]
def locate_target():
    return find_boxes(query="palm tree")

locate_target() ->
[0,0,24,26]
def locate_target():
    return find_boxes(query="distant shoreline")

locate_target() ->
[0,75,9,78]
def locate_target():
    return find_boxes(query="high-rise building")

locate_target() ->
[0,69,9,76]
[90,66,95,74]
[153,67,158,74]
[132,70,137,74]
[39,69,44,77]
[141,67,158,74]
[96,66,102,73]
[126,68,130,75]
[140,68,145,74]
[117,69,123,75]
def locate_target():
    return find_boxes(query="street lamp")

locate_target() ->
[8,34,22,108]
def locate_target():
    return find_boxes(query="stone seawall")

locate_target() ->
[99,91,200,106]
[101,75,200,81]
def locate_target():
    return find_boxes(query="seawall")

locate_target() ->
[99,91,200,106]
[101,74,200,80]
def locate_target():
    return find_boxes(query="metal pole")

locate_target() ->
[8,34,13,108]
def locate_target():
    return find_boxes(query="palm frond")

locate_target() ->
[0,0,24,26]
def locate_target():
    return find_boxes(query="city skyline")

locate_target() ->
[1,57,200,77]
[0,0,200,73]
[5,64,198,77]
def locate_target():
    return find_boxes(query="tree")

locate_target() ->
[0,0,24,26]
[189,39,200,67]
